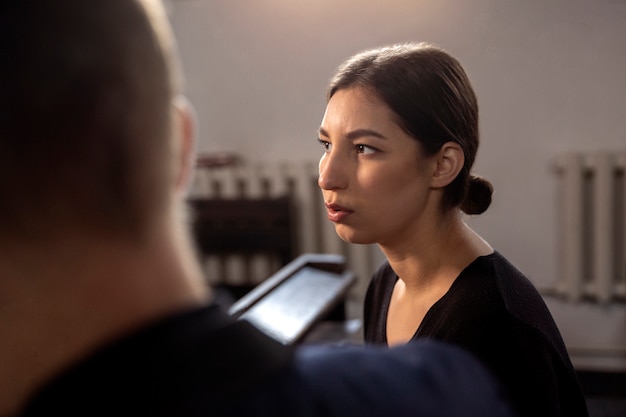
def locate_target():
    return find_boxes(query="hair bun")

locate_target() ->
[460,175,493,215]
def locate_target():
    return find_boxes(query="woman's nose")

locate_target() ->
[318,151,347,191]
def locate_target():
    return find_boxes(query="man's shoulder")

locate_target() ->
[20,306,514,417]
[20,305,294,416]
[285,341,515,417]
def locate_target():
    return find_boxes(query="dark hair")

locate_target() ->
[327,42,492,215]
[0,0,175,239]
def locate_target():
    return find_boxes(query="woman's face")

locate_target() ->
[318,87,437,246]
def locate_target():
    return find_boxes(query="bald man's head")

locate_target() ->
[0,0,182,241]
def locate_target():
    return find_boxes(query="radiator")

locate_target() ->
[189,160,381,305]
[554,151,626,303]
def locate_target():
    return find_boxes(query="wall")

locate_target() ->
[168,0,626,370]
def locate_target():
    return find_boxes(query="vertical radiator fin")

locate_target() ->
[555,151,626,303]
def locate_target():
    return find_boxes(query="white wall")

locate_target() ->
[169,0,626,370]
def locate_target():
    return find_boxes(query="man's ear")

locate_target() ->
[171,95,196,194]
[431,141,464,188]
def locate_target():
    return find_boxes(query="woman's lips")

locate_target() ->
[325,202,354,223]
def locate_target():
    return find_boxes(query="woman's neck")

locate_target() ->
[380,213,493,294]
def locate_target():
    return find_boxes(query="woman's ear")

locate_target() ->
[171,95,196,194]
[430,141,464,188]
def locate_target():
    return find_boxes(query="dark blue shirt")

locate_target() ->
[21,305,514,417]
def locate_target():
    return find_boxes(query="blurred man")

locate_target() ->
[0,1,513,416]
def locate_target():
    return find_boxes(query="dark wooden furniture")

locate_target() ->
[187,196,297,300]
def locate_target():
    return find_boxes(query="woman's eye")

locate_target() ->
[356,144,377,155]
[318,139,331,152]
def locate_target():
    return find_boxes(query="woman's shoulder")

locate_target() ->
[463,251,544,305]
[466,251,572,357]
[462,252,555,317]
[479,252,554,322]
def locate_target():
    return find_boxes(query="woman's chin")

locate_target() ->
[335,227,375,245]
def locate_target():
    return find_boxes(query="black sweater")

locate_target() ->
[364,251,588,417]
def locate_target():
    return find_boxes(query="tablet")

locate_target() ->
[229,254,355,345]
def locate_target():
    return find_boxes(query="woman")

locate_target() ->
[317,42,588,417]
